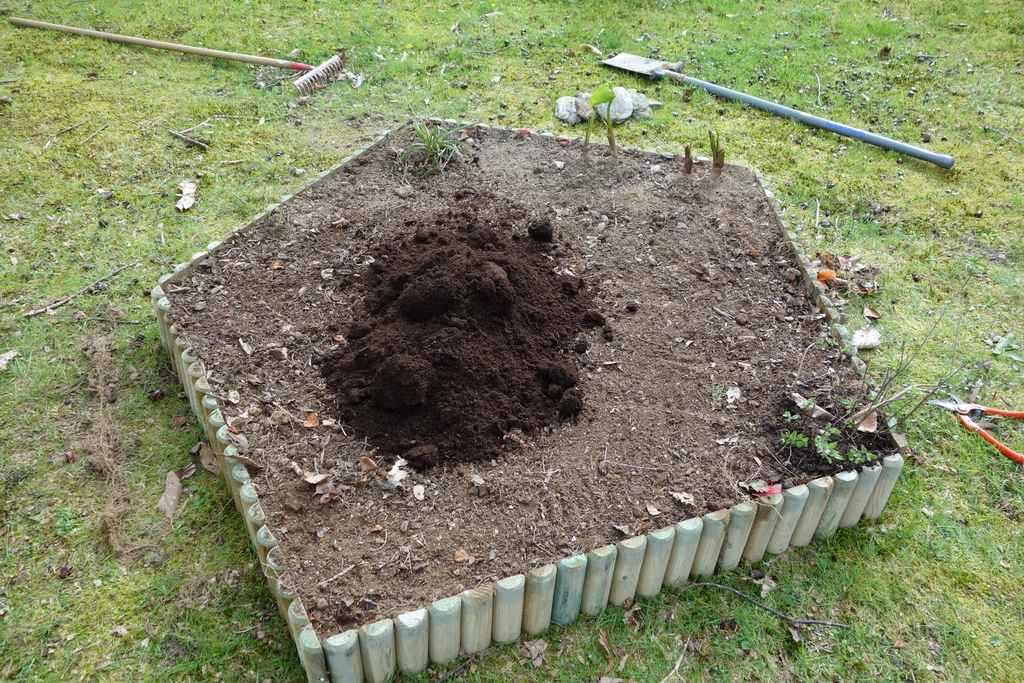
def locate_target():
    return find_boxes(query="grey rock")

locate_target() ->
[555,96,580,125]
[574,92,594,121]
[596,86,634,123]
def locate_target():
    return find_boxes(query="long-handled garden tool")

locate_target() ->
[8,16,343,95]
[602,53,954,169]
[930,393,1024,464]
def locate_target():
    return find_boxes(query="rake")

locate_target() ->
[9,16,344,95]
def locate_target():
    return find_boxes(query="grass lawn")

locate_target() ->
[1,0,1022,680]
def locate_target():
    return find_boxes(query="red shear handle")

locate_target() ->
[982,407,1024,419]
[957,413,1024,465]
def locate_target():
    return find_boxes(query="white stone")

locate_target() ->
[596,86,634,123]
[555,95,581,124]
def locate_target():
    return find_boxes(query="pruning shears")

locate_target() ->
[930,393,1024,465]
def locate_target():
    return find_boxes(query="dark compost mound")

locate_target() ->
[319,194,602,468]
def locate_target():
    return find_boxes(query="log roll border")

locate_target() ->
[152,121,907,683]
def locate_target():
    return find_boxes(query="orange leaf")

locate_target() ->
[816,268,837,283]
[303,412,320,428]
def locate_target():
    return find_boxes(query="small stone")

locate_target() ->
[394,185,414,198]
[734,312,749,326]
[553,161,565,170]
[625,300,640,313]
[574,93,594,121]
[527,217,554,243]
[921,132,932,143]
[595,86,634,123]
[290,167,306,176]
[573,336,590,354]
[554,96,581,125]
[320,268,334,280]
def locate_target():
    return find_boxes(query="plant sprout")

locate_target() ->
[399,121,462,175]
[584,84,617,157]
[708,128,725,173]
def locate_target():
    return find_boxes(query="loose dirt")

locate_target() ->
[166,122,896,635]
[319,193,601,468]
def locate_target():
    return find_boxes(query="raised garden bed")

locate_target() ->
[153,121,904,683]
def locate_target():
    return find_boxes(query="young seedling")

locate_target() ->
[399,121,462,176]
[708,129,725,174]
[584,84,617,159]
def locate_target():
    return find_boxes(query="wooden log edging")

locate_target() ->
[152,123,908,683]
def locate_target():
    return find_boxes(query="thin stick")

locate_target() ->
[316,564,354,587]
[43,120,87,149]
[658,652,686,683]
[24,263,134,318]
[168,128,209,150]
[815,73,822,107]
[684,582,849,629]
[80,123,108,145]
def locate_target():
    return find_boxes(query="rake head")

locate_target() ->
[293,53,345,95]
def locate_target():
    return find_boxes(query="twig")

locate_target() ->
[0,78,19,85]
[815,73,822,107]
[814,199,821,232]
[658,651,686,683]
[179,117,212,135]
[847,383,922,425]
[24,263,134,318]
[80,124,109,145]
[43,120,87,149]
[168,128,209,151]
[434,656,475,682]
[316,564,355,587]
[684,582,849,629]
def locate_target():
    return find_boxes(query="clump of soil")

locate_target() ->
[319,193,600,467]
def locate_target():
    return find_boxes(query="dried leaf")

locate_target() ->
[303,471,329,485]
[196,442,219,474]
[0,349,18,371]
[412,484,425,501]
[755,574,777,598]
[386,458,409,487]
[852,326,882,350]
[303,412,320,428]
[157,470,182,521]
[787,625,803,643]
[289,461,303,476]
[669,491,695,506]
[612,523,632,536]
[623,604,641,631]
[580,43,603,56]
[726,386,742,404]
[175,180,197,212]
[238,338,253,355]
[454,547,474,563]
[856,410,879,433]
[111,625,128,638]
[816,268,836,283]
[597,629,615,665]
[791,393,834,420]
[646,503,662,517]
[358,456,378,472]
[863,306,880,320]
[522,639,548,667]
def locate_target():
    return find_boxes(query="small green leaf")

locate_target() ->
[590,84,614,106]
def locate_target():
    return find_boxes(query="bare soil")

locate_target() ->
[165,122,896,635]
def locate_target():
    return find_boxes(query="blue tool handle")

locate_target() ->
[657,69,954,169]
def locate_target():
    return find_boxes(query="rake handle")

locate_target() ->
[656,68,954,169]
[9,16,313,71]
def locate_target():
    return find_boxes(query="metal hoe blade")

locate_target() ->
[602,53,681,78]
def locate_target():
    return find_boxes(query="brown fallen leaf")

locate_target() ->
[669,491,695,506]
[196,442,219,474]
[233,452,264,472]
[358,456,378,472]
[454,547,474,563]
[646,503,662,517]
[157,470,182,521]
[303,412,320,428]
[597,629,616,667]
[612,524,632,537]
[303,471,329,486]
[856,410,879,433]
[863,305,881,320]
[522,639,548,667]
